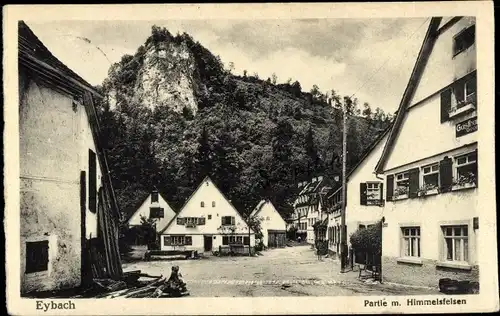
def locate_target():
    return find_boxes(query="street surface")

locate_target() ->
[123,245,440,297]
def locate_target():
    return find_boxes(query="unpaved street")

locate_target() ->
[123,246,440,297]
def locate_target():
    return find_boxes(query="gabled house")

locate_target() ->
[250,200,287,248]
[325,127,391,260]
[159,177,255,254]
[291,176,331,244]
[374,17,479,288]
[19,21,122,295]
[127,189,176,233]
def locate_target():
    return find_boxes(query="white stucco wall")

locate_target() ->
[385,18,477,172]
[161,177,255,252]
[410,17,476,107]
[253,201,287,247]
[345,133,388,243]
[380,17,479,271]
[20,76,102,293]
[128,193,176,232]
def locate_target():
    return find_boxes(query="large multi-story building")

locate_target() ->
[375,17,479,288]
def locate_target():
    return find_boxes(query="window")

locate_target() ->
[244,236,250,245]
[422,163,439,189]
[453,76,477,109]
[455,151,477,185]
[395,172,409,196]
[401,227,421,257]
[229,236,243,244]
[221,216,235,226]
[172,236,185,245]
[453,25,475,56]
[185,217,198,226]
[149,207,164,218]
[151,192,159,203]
[25,240,49,273]
[443,226,468,262]
[359,224,366,230]
[266,216,270,221]
[200,201,205,208]
[366,182,381,203]
[208,214,212,220]
[165,235,192,246]
[212,201,216,207]
[88,149,97,213]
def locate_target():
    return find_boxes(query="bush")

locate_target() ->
[350,220,382,255]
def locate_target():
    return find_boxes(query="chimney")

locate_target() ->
[298,182,303,188]
[312,177,317,182]
[317,176,324,182]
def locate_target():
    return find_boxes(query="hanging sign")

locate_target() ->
[456,116,477,137]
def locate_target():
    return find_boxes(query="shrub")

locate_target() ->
[349,220,382,255]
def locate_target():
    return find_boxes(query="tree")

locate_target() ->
[362,102,372,119]
[228,61,235,73]
[195,127,212,179]
[305,127,321,178]
[245,214,263,254]
[271,73,278,85]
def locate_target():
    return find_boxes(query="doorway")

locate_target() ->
[204,235,213,252]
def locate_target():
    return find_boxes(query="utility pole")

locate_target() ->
[340,97,348,273]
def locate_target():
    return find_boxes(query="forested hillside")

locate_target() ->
[95,26,394,221]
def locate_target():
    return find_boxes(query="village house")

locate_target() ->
[374,17,478,288]
[19,21,122,295]
[159,177,255,255]
[250,200,287,248]
[326,127,390,261]
[290,176,331,244]
[127,189,176,233]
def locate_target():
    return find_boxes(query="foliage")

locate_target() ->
[349,221,382,255]
[95,25,394,222]
[452,172,477,186]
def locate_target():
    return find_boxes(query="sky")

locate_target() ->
[26,17,430,114]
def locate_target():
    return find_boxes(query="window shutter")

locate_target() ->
[379,183,384,206]
[221,217,225,225]
[474,149,478,187]
[359,183,367,205]
[159,208,164,218]
[231,217,235,225]
[88,149,97,213]
[244,236,250,245]
[163,236,171,246]
[408,168,420,198]
[440,89,452,123]
[185,236,192,245]
[386,175,394,201]
[222,236,229,245]
[439,156,453,192]
[198,217,206,225]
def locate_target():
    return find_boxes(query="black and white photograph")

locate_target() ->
[4,2,498,315]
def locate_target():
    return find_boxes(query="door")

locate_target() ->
[204,235,213,251]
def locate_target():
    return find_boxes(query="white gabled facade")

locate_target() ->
[375,17,479,288]
[251,200,287,248]
[160,177,255,254]
[127,190,176,233]
[326,130,389,260]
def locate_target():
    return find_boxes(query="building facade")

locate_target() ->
[326,129,390,260]
[159,177,255,254]
[375,17,479,288]
[127,190,176,233]
[19,21,122,294]
[291,176,331,244]
[250,200,287,248]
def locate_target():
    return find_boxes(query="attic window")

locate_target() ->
[151,192,159,203]
[25,240,49,273]
[453,25,475,57]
